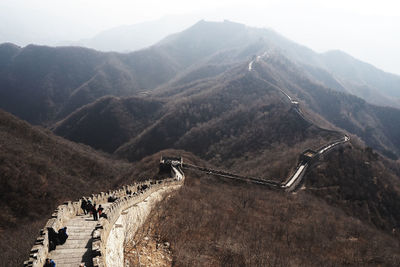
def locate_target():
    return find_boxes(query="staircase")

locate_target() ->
[49,204,110,267]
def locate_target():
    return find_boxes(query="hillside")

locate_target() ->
[58,20,400,160]
[319,50,400,107]
[115,69,340,180]
[0,109,134,265]
[0,44,105,124]
[1,20,400,266]
[306,142,400,232]
[0,44,179,125]
[127,146,400,266]
[1,20,400,127]
[53,96,164,153]
[252,52,400,159]
[49,45,400,165]
[155,20,400,108]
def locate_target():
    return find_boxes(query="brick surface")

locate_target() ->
[48,204,110,267]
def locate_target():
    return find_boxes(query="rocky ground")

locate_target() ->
[125,234,173,267]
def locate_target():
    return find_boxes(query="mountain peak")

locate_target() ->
[0,42,21,50]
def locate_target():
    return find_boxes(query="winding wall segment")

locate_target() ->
[183,55,350,191]
[24,164,184,267]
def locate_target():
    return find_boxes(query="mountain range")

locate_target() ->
[2,20,399,159]
[62,16,199,53]
[1,19,400,265]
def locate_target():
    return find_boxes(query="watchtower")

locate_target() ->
[159,156,183,174]
[300,149,316,163]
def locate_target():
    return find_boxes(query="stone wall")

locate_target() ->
[23,177,178,267]
[92,165,184,266]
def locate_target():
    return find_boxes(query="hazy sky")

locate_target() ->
[0,0,399,75]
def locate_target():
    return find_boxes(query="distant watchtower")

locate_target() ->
[159,156,183,174]
[300,149,316,163]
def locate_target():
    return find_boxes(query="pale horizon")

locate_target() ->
[1,0,399,75]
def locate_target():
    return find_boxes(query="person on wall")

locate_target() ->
[86,201,93,215]
[47,227,59,251]
[44,258,56,267]
[58,227,68,244]
[81,199,88,215]
[92,204,98,221]
[97,204,104,217]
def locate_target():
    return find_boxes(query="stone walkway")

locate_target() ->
[49,205,109,267]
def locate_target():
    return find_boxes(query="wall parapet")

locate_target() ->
[92,177,183,266]
[24,158,185,267]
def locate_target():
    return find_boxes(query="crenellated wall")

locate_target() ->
[24,164,184,267]
[93,165,184,266]
[93,179,182,266]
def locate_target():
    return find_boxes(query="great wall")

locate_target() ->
[24,54,350,266]
[24,161,184,267]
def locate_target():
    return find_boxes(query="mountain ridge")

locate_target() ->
[1,20,400,265]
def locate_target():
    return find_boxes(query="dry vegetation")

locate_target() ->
[53,96,164,153]
[255,56,400,159]
[0,110,136,266]
[1,20,400,267]
[125,233,173,266]
[116,72,339,168]
[306,143,400,233]
[223,131,337,182]
[131,170,400,266]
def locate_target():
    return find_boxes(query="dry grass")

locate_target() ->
[0,110,135,265]
[133,171,400,266]
[306,143,400,233]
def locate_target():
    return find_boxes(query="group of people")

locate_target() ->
[81,199,104,221]
[48,227,68,251]
[44,258,55,267]
[44,187,154,266]
[80,185,153,222]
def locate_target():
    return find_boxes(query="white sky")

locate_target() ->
[0,0,399,74]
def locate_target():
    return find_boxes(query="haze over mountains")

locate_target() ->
[67,18,400,108]
[62,16,199,52]
[1,20,400,159]
[1,19,400,265]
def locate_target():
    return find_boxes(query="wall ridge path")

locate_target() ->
[48,204,110,266]
[24,161,184,267]
[25,54,350,266]
[184,54,350,191]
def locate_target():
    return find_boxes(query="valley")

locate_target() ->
[0,20,400,266]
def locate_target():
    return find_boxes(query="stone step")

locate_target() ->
[67,222,97,226]
[67,227,96,231]
[58,241,90,246]
[50,248,88,255]
[68,220,98,224]
[45,203,112,267]
[65,234,92,240]
[66,232,94,235]
[67,229,95,233]
[67,224,96,227]
[66,224,95,228]
[56,244,92,250]
[67,227,95,230]
[51,256,90,262]
[59,241,86,245]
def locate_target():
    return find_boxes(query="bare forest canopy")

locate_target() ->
[0,20,400,266]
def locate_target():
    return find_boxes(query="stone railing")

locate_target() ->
[23,200,82,267]
[23,179,167,267]
[91,177,184,266]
